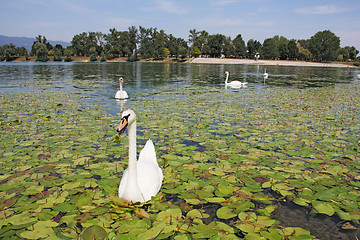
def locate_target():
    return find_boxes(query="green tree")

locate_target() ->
[64,48,73,62]
[233,34,246,58]
[342,46,359,61]
[188,29,209,55]
[53,44,63,61]
[308,30,340,61]
[6,44,17,61]
[288,40,299,60]
[247,39,261,59]
[31,35,52,56]
[297,42,312,61]
[17,47,28,57]
[278,36,289,60]
[179,47,187,59]
[190,46,201,57]
[207,34,226,58]
[338,47,349,61]
[71,32,88,56]
[33,42,48,62]
[152,29,167,60]
[163,48,170,57]
[138,26,153,58]
[188,29,198,48]
[128,26,138,54]
[104,28,132,59]
[71,32,100,57]
[223,36,234,57]
[262,38,279,60]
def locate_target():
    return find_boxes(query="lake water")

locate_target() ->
[1,62,360,239]
[0,62,359,115]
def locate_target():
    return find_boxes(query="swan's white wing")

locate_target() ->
[227,81,242,88]
[118,168,128,198]
[115,90,128,99]
[115,90,121,99]
[136,161,163,201]
[137,139,163,201]
[123,91,129,99]
[138,140,157,163]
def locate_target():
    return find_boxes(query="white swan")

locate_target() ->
[115,77,129,99]
[116,109,163,203]
[225,71,247,88]
[263,68,269,79]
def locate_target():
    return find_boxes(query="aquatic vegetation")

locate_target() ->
[0,84,359,239]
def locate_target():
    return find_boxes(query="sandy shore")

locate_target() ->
[188,57,356,68]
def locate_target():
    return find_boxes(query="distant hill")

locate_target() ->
[0,35,71,50]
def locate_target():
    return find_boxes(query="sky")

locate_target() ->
[2,0,360,51]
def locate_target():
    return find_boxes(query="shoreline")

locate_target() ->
[5,56,357,68]
[187,57,357,68]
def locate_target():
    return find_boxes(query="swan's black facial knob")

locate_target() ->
[117,114,130,135]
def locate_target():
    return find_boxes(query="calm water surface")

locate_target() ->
[1,62,360,239]
[1,62,359,114]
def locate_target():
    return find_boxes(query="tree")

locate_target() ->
[288,40,299,60]
[188,29,198,48]
[223,36,234,57]
[71,32,89,56]
[152,29,167,60]
[128,26,138,54]
[188,29,209,55]
[33,42,48,62]
[233,34,246,58]
[341,46,359,61]
[31,35,52,56]
[308,30,340,61]
[53,44,63,61]
[6,44,17,61]
[64,48,73,62]
[207,34,226,58]
[190,46,201,57]
[297,42,312,61]
[278,36,289,60]
[138,26,153,58]
[179,47,187,59]
[262,38,279,60]
[163,48,170,57]
[247,39,261,59]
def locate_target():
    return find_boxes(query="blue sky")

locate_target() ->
[2,0,360,51]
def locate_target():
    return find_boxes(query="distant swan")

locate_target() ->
[263,68,269,79]
[115,77,129,99]
[225,71,247,88]
[116,109,163,203]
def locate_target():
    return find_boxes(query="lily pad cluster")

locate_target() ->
[0,83,359,239]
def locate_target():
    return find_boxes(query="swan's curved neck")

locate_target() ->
[127,120,138,183]
[120,80,123,92]
[225,72,229,85]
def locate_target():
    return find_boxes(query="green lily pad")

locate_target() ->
[312,201,335,216]
[217,206,237,219]
[82,225,107,240]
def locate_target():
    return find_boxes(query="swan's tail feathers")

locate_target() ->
[138,139,157,163]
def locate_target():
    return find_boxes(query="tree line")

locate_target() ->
[0,26,359,65]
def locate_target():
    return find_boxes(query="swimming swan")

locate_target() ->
[263,68,269,79]
[116,109,163,203]
[115,77,129,99]
[225,71,247,88]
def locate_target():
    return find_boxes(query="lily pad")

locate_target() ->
[82,225,107,240]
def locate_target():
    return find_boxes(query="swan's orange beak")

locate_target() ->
[116,115,129,135]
